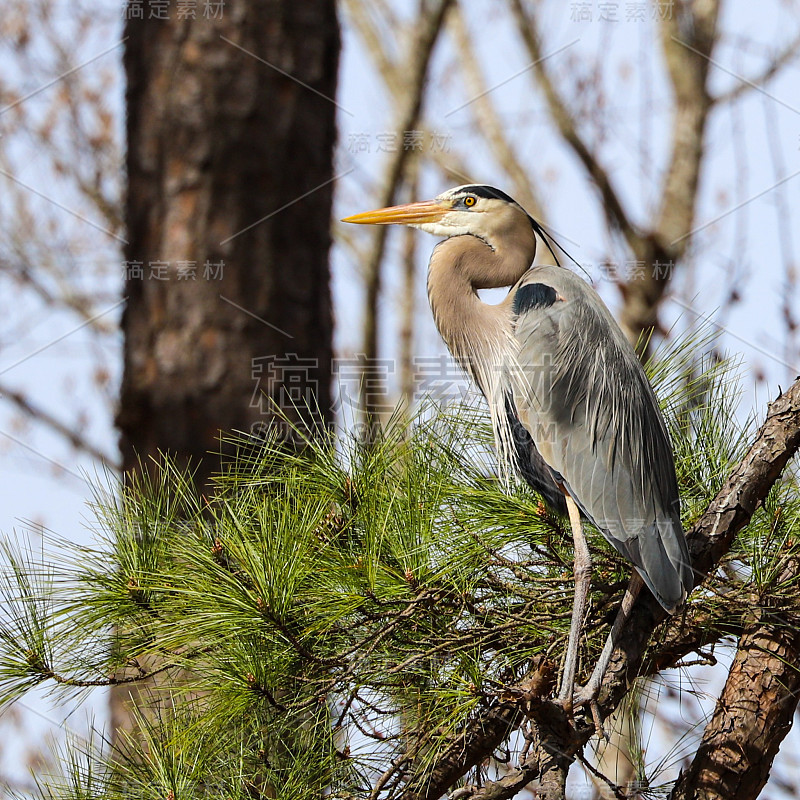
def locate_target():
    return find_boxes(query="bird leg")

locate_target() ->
[557,494,592,714]
[574,572,643,711]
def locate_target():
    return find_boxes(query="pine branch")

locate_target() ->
[39,658,182,688]
[398,659,555,800]
[397,375,800,800]
[16,352,800,799]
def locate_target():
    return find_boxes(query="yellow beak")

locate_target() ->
[341,200,448,226]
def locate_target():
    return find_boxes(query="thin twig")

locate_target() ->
[0,381,119,467]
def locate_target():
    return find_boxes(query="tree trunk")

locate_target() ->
[671,559,800,800]
[118,1,339,490]
[114,0,339,736]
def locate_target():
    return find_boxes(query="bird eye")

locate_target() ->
[463,195,477,207]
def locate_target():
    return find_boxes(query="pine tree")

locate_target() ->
[4,333,800,799]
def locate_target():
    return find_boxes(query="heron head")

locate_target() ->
[342,184,531,247]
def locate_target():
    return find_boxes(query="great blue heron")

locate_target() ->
[343,184,693,717]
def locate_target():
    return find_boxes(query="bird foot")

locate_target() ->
[559,686,608,740]
[555,681,596,719]
[555,680,607,740]
[572,683,597,709]
[572,686,607,740]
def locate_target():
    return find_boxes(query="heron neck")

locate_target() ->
[426,234,530,385]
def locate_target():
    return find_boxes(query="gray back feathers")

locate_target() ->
[510,266,692,610]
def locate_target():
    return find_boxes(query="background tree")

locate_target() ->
[119,1,339,489]
[112,0,341,741]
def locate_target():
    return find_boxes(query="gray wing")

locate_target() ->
[505,395,568,517]
[510,266,693,612]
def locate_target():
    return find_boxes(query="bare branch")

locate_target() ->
[355,0,455,422]
[0,255,117,334]
[616,0,721,344]
[450,3,546,226]
[712,31,800,107]
[0,381,118,467]
[341,0,404,97]
[509,0,639,254]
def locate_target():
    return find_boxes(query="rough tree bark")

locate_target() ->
[118,1,339,491]
[115,0,339,736]
[671,556,800,800]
